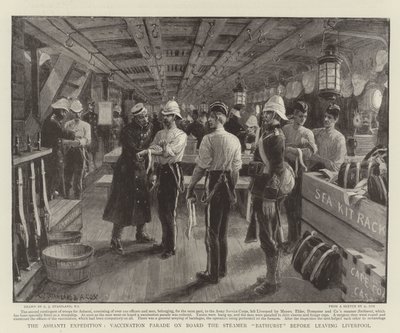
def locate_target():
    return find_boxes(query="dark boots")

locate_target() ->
[110,224,124,255]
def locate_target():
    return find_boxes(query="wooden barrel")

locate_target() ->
[42,244,94,285]
[48,231,82,246]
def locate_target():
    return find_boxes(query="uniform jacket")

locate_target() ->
[82,111,99,152]
[103,121,154,226]
[251,125,294,200]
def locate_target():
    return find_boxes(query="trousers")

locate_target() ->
[157,163,182,252]
[204,171,234,279]
[64,148,85,199]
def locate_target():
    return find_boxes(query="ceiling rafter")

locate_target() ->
[24,17,151,102]
[183,18,281,101]
[144,17,168,101]
[191,19,326,103]
[177,18,227,99]
[125,18,166,101]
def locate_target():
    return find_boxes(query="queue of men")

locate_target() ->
[41,98,91,200]
[99,95,347,297]
[42,94,347,296]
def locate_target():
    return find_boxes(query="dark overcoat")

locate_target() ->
[103,121,153,226]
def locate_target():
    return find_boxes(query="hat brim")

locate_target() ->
[70,108,83,113]
[263,108,288,120]
[161,110,182,119]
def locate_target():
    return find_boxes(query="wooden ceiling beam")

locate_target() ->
[182,18,277,100]
[24,18,151,102]
[177,18,227,99]
[125,18,166,100]
[190,19,326,102]
[144,17,170,100]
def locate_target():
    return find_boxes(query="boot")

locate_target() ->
[110,225,124,255]
[254,254,280,295]
[136,224,155,243]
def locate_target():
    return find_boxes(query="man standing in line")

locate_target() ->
[64,99,91,199]
[282,101,317,252]
[224,107,246,144]
[137,100,187,259]
[186,101,242,284]
[103,103,155,255]
[249,95,295,295]
[185,109,205,149]
[82,101,99,171]
[41,98,75,199]
[309,104,347,172]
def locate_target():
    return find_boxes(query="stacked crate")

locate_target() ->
[301,172,387,302]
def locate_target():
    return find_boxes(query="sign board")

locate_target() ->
[98,101,113,125]
[302,172,387,245]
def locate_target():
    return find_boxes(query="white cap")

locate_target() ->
[70,99,83,113]
[51,98,70,111]
[113,105,122,114]
[131,103,147,116]
[230,108,241,118]
[246,115,259,128]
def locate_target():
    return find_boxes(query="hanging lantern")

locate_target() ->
[199,100,208,113]
[318,44,343,100]
[233,74,247,109]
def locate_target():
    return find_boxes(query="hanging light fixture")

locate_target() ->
[64,33,75,48]
[233,73,247,109]
[108,71,115,82]
[199,94,208,113]
[318,23,343,100]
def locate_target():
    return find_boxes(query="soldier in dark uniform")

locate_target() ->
[82,101,99,170]
[185,109,206,149]
[41,98,75,199]
[249,95,295,295]
[187,101,242,284]
[103,103,155,255]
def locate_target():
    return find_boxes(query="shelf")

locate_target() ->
[12,148,52,166]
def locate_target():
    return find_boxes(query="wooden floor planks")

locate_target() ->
[30,185,342,303]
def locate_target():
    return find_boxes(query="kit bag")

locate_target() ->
[337,160,378,189]
[368,173,388,205]
[337,145,387,189]
[292,231,341,290]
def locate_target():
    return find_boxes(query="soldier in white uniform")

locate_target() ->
[137,100,187,259]
[187,101,242,284]
[64,99,91,199]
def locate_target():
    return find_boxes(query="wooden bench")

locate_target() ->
[96,174,251,218]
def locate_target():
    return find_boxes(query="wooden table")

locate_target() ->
[103,146,254,165]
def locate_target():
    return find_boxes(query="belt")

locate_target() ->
[201,172,236,205]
